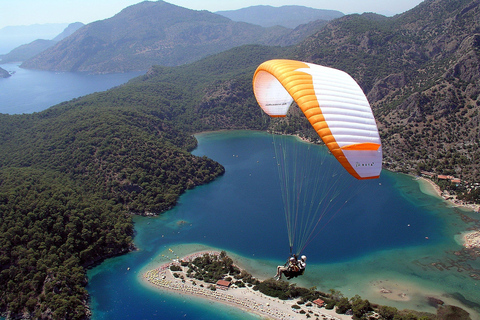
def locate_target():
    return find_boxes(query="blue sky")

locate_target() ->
[0,0,425,29]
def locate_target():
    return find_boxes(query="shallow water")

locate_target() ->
[88,130,480,319]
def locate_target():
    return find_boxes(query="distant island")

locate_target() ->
[0,66,11,78]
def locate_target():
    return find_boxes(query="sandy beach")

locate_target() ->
[143,250,352,320]
[417,177,480,213]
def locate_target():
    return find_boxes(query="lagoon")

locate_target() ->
[88,130,480,320]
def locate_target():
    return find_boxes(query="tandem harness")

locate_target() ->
[283,255,304,279]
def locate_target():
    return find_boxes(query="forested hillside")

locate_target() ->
[0,45,283,319]
[2,0,480,318]
[0,168,133,319]
[291,0,480,183]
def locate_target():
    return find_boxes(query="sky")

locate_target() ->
[0,0,425,30]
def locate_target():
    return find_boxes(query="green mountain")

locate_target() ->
[1,0,480,318]
[216,5,344,28]
[20,1,303,73]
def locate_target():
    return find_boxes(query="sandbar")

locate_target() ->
[369,279,412,302]
[142,250,352,320]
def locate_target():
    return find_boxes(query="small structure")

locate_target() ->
[216,280,231,290]
[438,175,454,180]
[421,171,435,178]
[313,298,325,307]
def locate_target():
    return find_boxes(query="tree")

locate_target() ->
[350,294,372,319]
[329,288,344,302]
[378,305,398,320]
[336,297,351,314]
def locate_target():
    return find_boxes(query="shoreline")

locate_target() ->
[417,177,480,248]
[417,176,480,213]
[142,250,352,320]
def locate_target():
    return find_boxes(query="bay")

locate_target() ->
[0,63,144,114]
[87,130,480,320]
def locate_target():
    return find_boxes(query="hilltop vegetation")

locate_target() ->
[1,0,480,318]
[0,101,225,318]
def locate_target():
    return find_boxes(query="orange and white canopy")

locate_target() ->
[253,59,382,180]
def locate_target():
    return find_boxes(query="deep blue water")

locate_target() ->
[0,63,143,114]
[86,131,480,320]
[165,131,442,264]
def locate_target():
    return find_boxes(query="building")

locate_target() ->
[313,299,325,307]
[438,175,455,180]
[216,280,231,290]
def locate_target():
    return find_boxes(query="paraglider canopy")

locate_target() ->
[253,59,382,180]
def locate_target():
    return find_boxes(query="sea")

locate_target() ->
[0,63,144,114]
[1,66,479,319]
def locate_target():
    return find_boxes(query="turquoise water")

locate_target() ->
[87,130,480,319]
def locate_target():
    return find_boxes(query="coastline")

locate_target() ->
[142,250,352,320]
[417,176,480,213]
[417,177,480,249]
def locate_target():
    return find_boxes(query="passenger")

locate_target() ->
[298,255,306,271]
[274,257,297,280]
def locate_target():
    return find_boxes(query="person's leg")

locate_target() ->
[274,266,282,278]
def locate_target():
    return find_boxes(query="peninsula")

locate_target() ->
[143,250,351,320]
[142,250,465,320]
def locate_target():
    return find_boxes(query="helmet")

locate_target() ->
[301,255,307,261]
